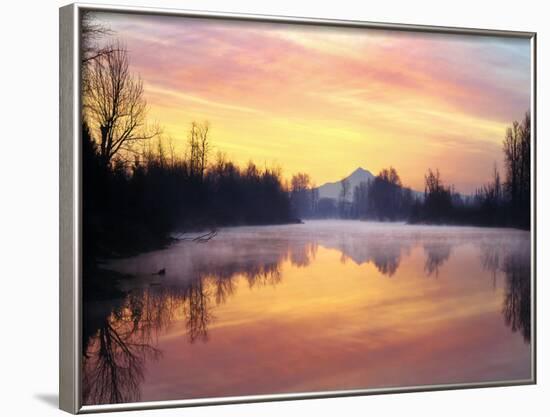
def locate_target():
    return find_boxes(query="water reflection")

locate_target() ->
[478,240,531,342]
[502,249,531,342]
[82,293,163,404]
[83,252,289,405]
[480,241,502,287]
[327,237,406,277]
[423,242,452,277]
[83,222,532,405]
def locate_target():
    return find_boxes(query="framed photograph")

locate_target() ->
[59,3,536,414]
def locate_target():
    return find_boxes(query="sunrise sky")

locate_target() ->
[90,12,531,193]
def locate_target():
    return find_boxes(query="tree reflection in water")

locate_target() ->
[480,241,502,288]
[83,231,531,405]
[331,237,405,277]
[82,249,287,405]
[502,248,531,342]
[423,242,452,277]
[371,244,403,277]
[479,242,531,342]
[82,291,164,405]
[289,242,317,268]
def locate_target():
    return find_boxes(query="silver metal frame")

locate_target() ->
[59,2,537,414]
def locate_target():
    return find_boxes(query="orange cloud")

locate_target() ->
[91,12,531,193]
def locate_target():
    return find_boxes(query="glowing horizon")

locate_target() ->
[89,12,531,193]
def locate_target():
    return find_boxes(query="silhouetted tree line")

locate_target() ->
[81,18,294,263]
[289,172,319,219]
[82,13,531,274]
[352,167,415,220]
[287,113,530,230]
[83,121,294,261]
[289,167,414,221]
[410,112,530,229]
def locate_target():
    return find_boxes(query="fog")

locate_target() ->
[105,220,529,285]
[84,220,531,405]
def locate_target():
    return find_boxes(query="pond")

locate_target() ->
[82,220,532,405]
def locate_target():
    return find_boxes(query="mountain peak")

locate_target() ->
[316,167,423,202]
[316,167,374,201]
[350,167,373,176]
[347,167,374,182]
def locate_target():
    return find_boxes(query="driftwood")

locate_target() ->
[152,230,217,277]
[173,229,218,243]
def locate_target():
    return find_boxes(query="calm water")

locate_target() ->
[83,220,532,405]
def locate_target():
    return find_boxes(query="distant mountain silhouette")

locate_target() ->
[317,168,374,201]
[316,167,425,202]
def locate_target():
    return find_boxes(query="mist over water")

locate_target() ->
[83,220,531,405]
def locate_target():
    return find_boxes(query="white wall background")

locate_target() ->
[1,0,547,415]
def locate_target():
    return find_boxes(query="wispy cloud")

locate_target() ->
[91,12,531,192]
[146,84,264,115]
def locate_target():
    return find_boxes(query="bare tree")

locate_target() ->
[503,112,530,227]
[339,177,350,201]
[187,121,211,180]
[81,11,118,93]
[187,122,199,176]
[198,122,210,181]
[290,172,312,218]
[421,169,453,222]
[81,11,114,64]
[310,184,319,215]
[339,177,350,218]
[352,181,369,218]
[84,43,160,167]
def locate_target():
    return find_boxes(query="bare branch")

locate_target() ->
[83,42,159,167]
